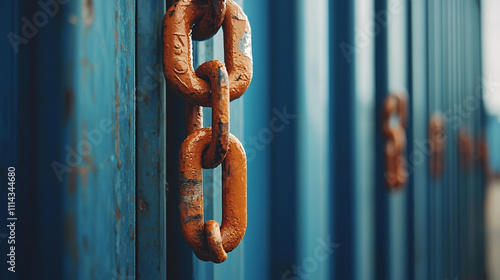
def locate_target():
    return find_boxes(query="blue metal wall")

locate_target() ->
[0,0,489,279]
[1,0,136,279]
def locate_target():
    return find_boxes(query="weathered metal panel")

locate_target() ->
[1,1,136,279]
[1,0,491,279]
[55,0,137,278]
[136,0,167,278]
[44,0,135,279]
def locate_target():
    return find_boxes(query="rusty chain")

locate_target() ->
[382,93,408,190]
[163,0,252,263]
[429,113,445,178]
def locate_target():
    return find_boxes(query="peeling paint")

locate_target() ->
[83,0,95,27]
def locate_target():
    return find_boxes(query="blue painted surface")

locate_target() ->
[352,1,376,279]
[409,1,429,280]
[267,0,300,279]
[59,1,137,279]
[242,0,272,278]
[296,0,332,278]
[331,1,354,279]
[136,0,167,278]
[0,0,492,279]
[1,0,137,279]
[374,0,391,279]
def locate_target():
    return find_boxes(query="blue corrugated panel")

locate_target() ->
[330,1,355,279]
[409,0,430,279]
[352,0,377,279]
[296,0,332,279]
[267,0,300,279]
[2,0,137,279]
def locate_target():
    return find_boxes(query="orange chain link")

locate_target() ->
[429,113,445,178]
[382,93,408,190]
[163,0,252,263]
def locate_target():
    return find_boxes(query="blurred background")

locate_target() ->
[1,0,500,279]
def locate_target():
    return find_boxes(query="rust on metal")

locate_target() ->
[429,113,446,178]
[184,60,230,169]
[178,128,247,263]
[192,0,227,41]
[185,103,204,135]
[164,0,251,263]
[382,93,408,190]
[196,61,230,169]
[163,0,252,107]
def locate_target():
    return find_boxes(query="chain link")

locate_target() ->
[429,113,445,178]
[163,0,252,263]
[382,93,408,190]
